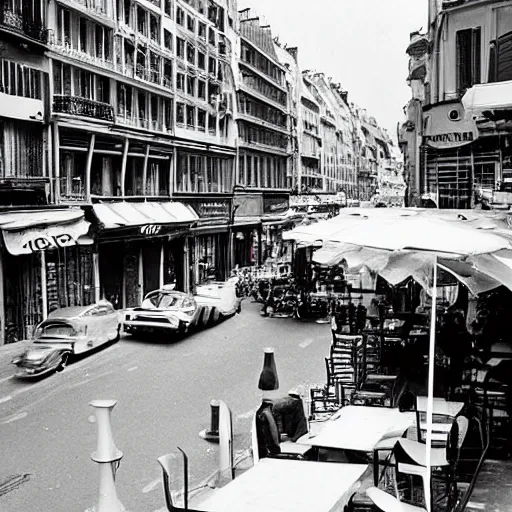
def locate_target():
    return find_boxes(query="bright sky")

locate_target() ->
[237,0,427,139]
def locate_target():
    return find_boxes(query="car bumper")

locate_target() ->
[14,365,56,379]
[123,320,182,331]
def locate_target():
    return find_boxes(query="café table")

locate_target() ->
[415,397,465,418]
[296,405,416,452]
[198,458,368,512]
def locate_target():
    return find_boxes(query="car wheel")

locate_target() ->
[176,321,187,338]
[113,325,121,342]
[56,353,69,373]
[236,301,242,314]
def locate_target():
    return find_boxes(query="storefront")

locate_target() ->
[179,196,232,288]
[0,208,93,344]
[261,193,291,265]
[232,193,263,268]
[91,201,198,308]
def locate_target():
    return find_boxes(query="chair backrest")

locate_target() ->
[398,391,416,413]
[456,415,469,450]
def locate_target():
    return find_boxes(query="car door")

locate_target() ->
[102,303,120,340]
[93,304,114,346]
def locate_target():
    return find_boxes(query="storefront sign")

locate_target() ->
[2,218,91,256]
[234,194,263,217]
[264,195,289,215]
[422,103,478,149]
[140,224,162,236]
[184,198,231,219]
[423,132,474,147]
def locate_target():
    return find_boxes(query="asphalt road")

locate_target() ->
[0,301,330,512]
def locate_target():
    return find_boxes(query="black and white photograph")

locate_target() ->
[0,0,511,510]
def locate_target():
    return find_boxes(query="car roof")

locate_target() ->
[151,289,189,297]
[46,302,112,319]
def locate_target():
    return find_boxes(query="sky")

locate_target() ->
[237,0,427,139]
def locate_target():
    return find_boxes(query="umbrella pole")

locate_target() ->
[425,256,437,512]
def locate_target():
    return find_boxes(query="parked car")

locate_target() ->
[12,301,120,379]
[123,282,241,338]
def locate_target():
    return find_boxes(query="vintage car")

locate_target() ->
[12,301,120,379]
[123,281,241,338]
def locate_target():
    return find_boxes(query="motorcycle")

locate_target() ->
[260,281,299,318]
[294,290,330,322]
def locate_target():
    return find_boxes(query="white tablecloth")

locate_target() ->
[199,458,367,512]
[297,406,416,452]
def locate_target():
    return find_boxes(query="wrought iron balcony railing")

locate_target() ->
[0,8,49,44]
[53,95,114,122]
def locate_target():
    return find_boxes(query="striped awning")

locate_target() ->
[93,201,198,229]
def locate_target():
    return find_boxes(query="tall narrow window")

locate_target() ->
[176,102,185,124]
[79,18,87,53]
[489,31,512,83]
[456,27,481,96]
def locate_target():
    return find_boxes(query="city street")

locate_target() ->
[0,301,329,512]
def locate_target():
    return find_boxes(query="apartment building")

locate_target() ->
[400,0,512,210]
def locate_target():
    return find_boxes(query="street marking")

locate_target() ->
[299,338,314,349]
[127,366,138,372]
[0,376,13,385]
[142,477,161,494]
[0,396,12,404]
[2,412,27,424]
[466,502,485,510]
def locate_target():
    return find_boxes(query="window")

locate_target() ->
[177,7,184,25]
[176,102,185,124]
[137,6,147,35]
[164,0,172,17]
[1,60,42,99]
[138,91,147,124]
[186,43,195,64]
[456,27,481,96]
[187,14,195,32]
[198,79,206,99]
[489,31,512,83]
[208,114,216,135]
[123,0,131,25]
[187,75,196,96]
[198,109,206,131]
[198,22,206,39]
[150,14,159,43]
[79,18,87,53]
[117,83,133,119]
[150,95,159,130]
[197,0,204,14]
[164,29,173,51]
[198,51,205,70]
[208,27,215,46]
[177,72,185,91]
[208,56,216,75]
[186,105,195,127]
[163,60,172,88]
[177,38,185,59]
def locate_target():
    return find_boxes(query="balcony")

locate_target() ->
[49,39,115,71]
[0,8,49,45]
[53,95,114,122]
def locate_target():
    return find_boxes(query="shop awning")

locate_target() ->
[93,201,198,229]
[462,80,512,114]
[0,208,91,255]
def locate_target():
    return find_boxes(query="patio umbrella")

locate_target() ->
[284,212,512,511]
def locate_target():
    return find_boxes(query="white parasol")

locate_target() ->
[284,210,512,511]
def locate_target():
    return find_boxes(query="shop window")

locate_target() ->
[60,151,87,200]
[176,102,185,124]
[198,21,206,39]
[177,37,185,59]
[91,154,122,196]
[125,155,144,195]
[456,27,481,96]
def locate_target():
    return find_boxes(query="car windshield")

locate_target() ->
[36,324,76,338]
[148,293,183,309]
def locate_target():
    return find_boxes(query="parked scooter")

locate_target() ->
[260,280,299,318]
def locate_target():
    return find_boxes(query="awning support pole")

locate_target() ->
[425,256,437,512]
[40,251,48,320]
[85,134,96,202]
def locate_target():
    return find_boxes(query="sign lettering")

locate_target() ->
[140,224,162,236]
[198,201,229,218]
[22,233,75,253]
[423,132,474,145]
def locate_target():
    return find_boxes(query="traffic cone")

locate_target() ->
[199,399,220,442]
